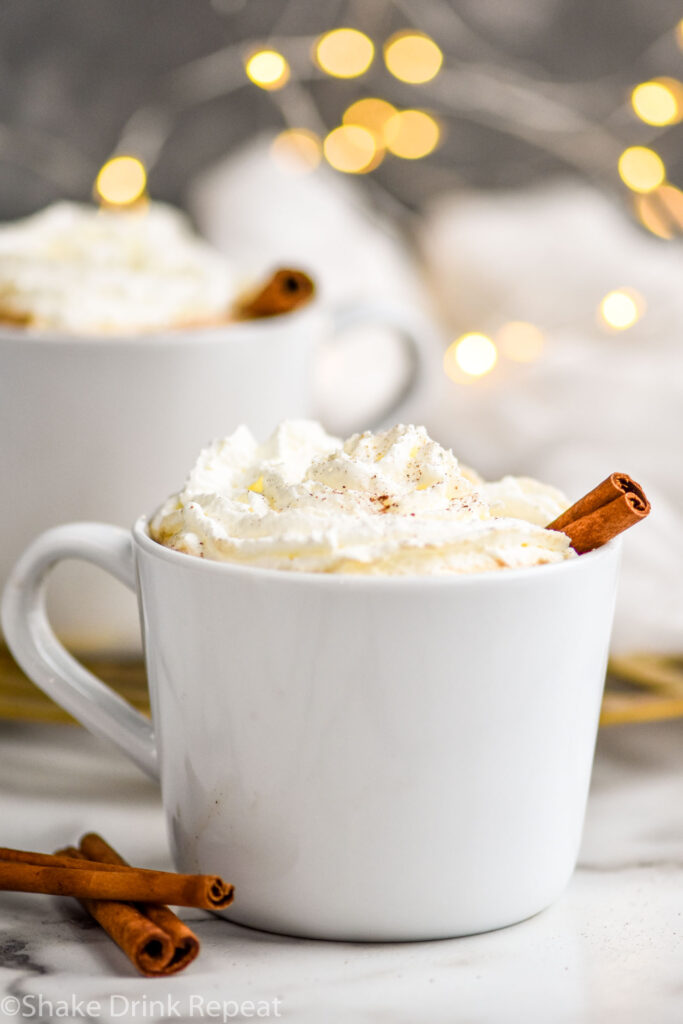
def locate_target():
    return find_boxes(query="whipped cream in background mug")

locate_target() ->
[151,420,572,574]
[0,201,238,333]
[0,203,433,654]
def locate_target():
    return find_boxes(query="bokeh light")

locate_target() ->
[618,146,666,193]
[383,31,443,84]
[444,333,498,379]
[323,125,380,173]
[384,109,440,159]
[342,98,397,141]
[634,184,683,239]
[496,321,545,363]
[270,129,322,173]
[315,29,374,78]
[95,156,147,206]
[245,50,290,90]
[631,79,682,126]
[599,289,645,330]
[676,18,683,51]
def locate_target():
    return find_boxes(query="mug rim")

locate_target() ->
[0,302,320,348]
[132,515,620,589]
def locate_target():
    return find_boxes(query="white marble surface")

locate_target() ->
[0,718,682,1023]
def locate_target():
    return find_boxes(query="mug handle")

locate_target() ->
[1,522,159,780]
[325,299,435,429]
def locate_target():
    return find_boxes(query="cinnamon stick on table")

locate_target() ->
[0,838,233,976]
[547,472,650,553]
[56,846,181,977]
[0,847,233,909]
[78,833,199,975]
[234,268,314,320]
[0,847,183,875]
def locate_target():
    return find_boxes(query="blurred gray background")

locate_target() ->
[0,0,681,220]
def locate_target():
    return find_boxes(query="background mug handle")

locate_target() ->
[1,522,158,780]
[323,299,436,430]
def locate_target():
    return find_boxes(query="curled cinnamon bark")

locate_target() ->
[79,833,199,974]
[0,847,171,875]
[0,862,230,908]
[56,846,177,977]
[234,268,314,319]
[0,838,234,975]
[548,473,649,532]
[0,847,233,909]
[547,472,650,553]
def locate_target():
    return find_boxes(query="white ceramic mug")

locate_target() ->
[2,518,621,941]
[0,301,430,654]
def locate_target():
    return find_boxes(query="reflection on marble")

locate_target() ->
[0,719,682,1023]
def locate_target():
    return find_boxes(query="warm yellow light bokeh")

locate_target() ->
[633,195,669,238]
[384,109,440,159]
[323,125,380,173]
[631,79,682,126]
[633,187,678,239]
[676,18,683,50]
[270,129,322,172]
[95,156,147,206]
[634,183,683,239]
[342,98,397,140]
[383,31,443,84]
[245,50,290,90]
[315,28,374,78]
[618,146,666,193]
[496,321,545,363]
[444,333,498,379]
[599,289,645,330]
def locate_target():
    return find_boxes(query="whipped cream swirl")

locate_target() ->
[0,201,235,333]
[150,421,574,575]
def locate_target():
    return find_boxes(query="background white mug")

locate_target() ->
[2,518,621,941]
[0,301,431,654]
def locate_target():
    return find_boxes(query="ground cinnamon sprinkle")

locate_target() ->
[369,494,392,513]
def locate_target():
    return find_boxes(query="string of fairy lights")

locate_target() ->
[15,8,683,381]
[441,285,648,382]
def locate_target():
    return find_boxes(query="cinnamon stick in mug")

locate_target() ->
[78,833,199,974]
[548,473,649,532]
[547,472,650,553]
[234,268,314,320]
